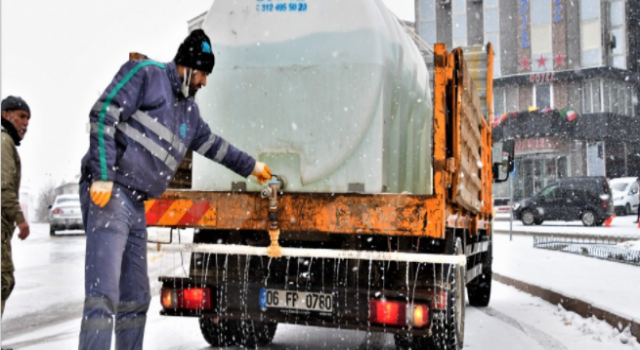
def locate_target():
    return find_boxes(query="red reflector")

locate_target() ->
[433,291,448,310]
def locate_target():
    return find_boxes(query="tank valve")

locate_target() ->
[263,175,286,258]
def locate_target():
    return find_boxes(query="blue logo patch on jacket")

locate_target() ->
[202,41,212,53]
[180,123,187,138]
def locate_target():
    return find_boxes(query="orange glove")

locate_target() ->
[252,162,272,184]
[90,181,114,207]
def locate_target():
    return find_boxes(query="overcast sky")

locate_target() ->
[0,0,415,199]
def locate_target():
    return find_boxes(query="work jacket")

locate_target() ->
[1,126,24,236]
[81,60,256,198]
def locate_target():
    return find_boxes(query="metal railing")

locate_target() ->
[533,235,640,266]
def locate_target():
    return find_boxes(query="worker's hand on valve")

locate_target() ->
[90,181,114,207]
[252,162,272,184]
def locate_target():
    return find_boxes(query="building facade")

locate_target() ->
[415,0,640,199]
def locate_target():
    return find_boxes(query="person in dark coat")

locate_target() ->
[78,30,271,350]
[1,96,31,318]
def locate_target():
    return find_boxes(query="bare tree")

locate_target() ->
[35,180,58,223]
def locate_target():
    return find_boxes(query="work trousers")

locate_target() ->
[78,181,150,350]
[1,227,15,316]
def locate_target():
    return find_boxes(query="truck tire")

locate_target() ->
[396,238,465,350]
[199,318,238,347]
[235,320,278,347]
[467,240,492,307]
[50,226,56,236]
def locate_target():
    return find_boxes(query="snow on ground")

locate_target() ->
[493,232,640,323]
[618,240,640,251]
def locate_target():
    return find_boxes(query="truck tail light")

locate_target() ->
[161,287,211,311]
[161,288,176,309]
[52,208,63,215]
[369,299,429,328]
[406,304,429,328]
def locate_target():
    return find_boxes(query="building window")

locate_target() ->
[452,0,467,48]
[506,86,520,112]
[609,0,627,69]
[603,80,612,113]
[580,0,602,68]
[535,84,552,109]
[530,1,552,73]
[494,87,506,116]
[418,0,437,45]
[581,80,602,113]
[593,81,602,113]
[484,0,501,78]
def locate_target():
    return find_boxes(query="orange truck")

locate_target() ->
[143,4,514,348]
[145,41,514,349]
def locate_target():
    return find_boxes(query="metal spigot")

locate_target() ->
[263,174,287,258]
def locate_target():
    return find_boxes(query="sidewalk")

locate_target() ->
[492,220,640,322]
[494,213,640,239]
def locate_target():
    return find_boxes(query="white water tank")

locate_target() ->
[193,0,433,194]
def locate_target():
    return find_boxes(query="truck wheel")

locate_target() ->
[431,238,465,350]
[199,318,238,347]
[234,320,278,347]
[394,239,465,350]
[581,210,596,226]
[467,240,492,307]
[521,210,535,226]
[50,226,56,236]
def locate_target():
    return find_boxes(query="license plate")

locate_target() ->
[260,288,333,312]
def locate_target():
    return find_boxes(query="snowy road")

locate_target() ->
[1,224,636,349]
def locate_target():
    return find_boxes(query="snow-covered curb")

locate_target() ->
[493,272,640,344]
[494,230,639,243]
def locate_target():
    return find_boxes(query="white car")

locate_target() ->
[493,197,512,214]
[49,194,83,236]
[610,177,639,216]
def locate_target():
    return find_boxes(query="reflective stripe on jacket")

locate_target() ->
[81,61,256,198]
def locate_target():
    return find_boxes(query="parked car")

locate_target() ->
[49,194,83,236]
[513,177,614,227]
[493,197,512,214]
[609,177,639,216]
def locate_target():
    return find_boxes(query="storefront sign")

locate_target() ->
[529,72,556,84]
[515,138,555,153]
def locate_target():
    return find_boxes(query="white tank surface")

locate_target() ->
[193,0,433,194]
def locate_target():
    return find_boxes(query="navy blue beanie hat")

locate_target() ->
[174,29,215,74]
[1,96,30,115]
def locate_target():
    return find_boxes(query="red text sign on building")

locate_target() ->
[529,72,556,84]
[515,138,554,153]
